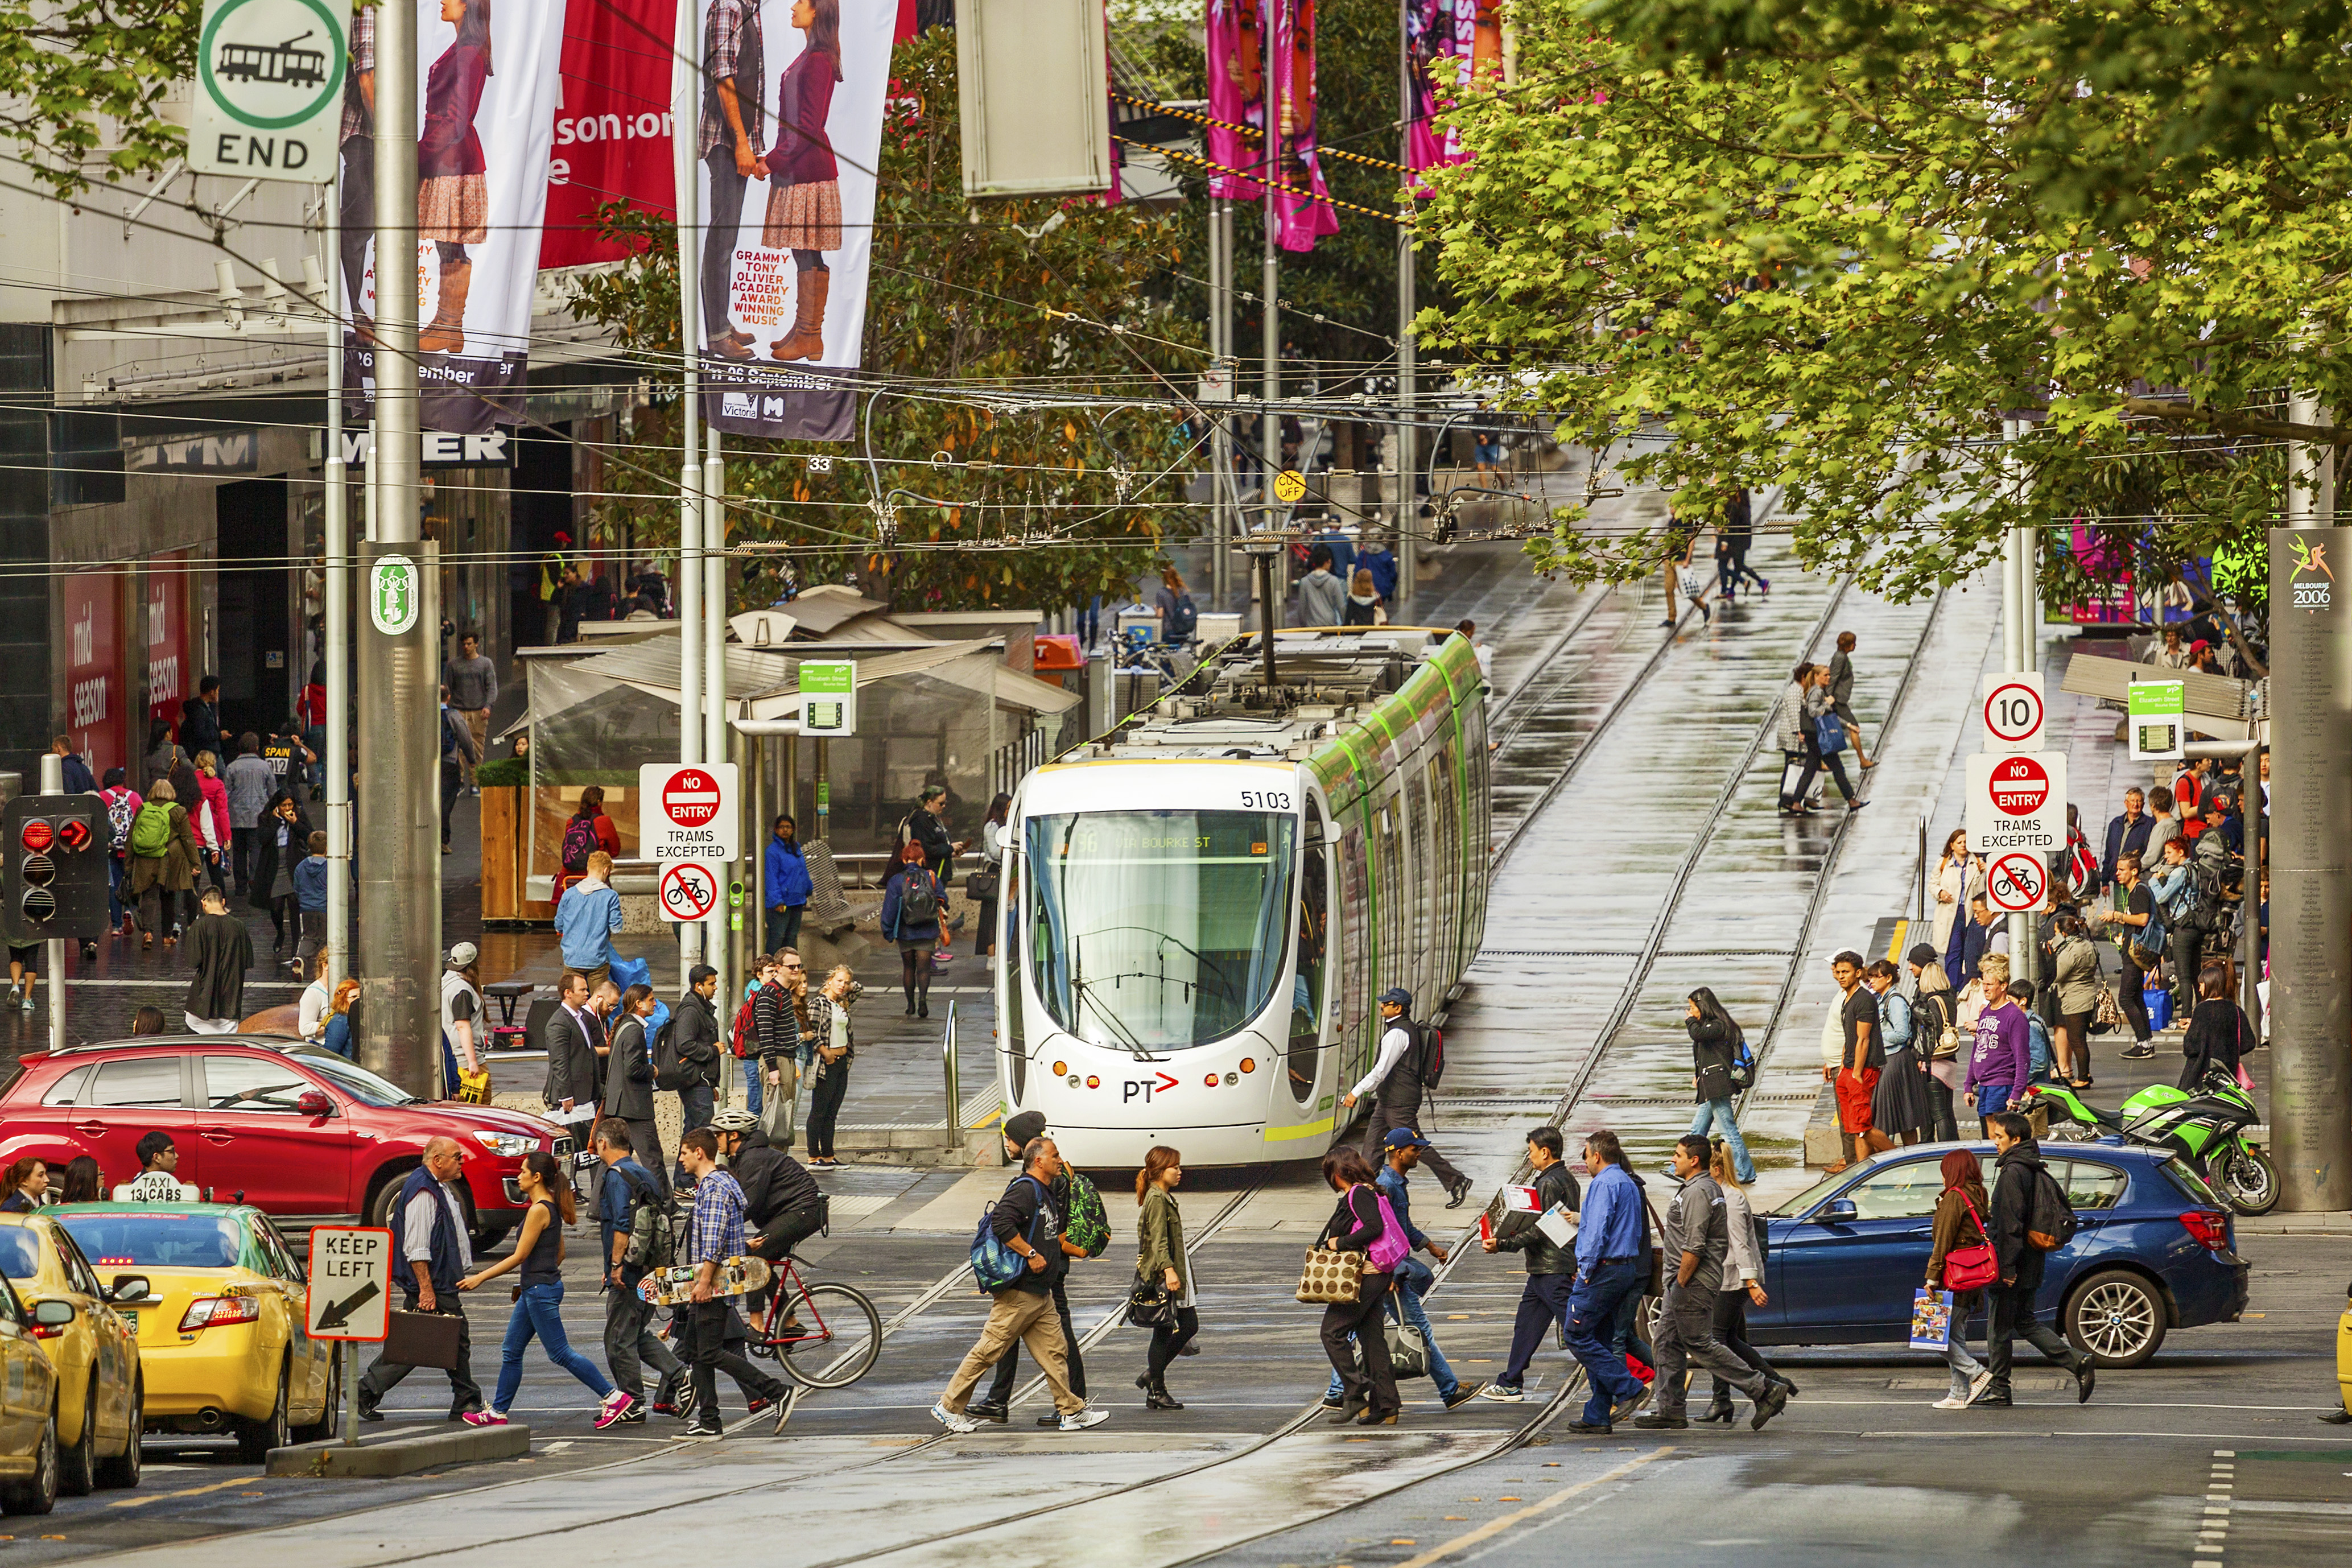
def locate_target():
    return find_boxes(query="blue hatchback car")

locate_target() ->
[1747,1142,2250,1367]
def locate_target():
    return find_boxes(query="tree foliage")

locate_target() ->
[566,28,1198,614]
[1417,0,2352,601]
[1,0,197,193]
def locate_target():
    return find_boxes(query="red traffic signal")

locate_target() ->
[18,820,51,854]
[53,819,90,852]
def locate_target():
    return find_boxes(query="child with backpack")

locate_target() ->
[558,786,621,896]
[881,841,943,1018]
[99,768,142,937]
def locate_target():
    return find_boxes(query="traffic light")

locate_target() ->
[1,794,109,944]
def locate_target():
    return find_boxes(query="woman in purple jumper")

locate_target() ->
[417,0,493,356]
[761,0,843,362]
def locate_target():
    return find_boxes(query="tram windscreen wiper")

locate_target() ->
[1071,950,1157,1060]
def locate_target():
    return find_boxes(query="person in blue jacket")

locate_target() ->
[764,813,812,954]
[880,842,942,1018]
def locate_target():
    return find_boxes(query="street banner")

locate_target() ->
[1267,0,1335,251]
[696,0,896,442]
[1204,0,1262,200]
[540,0,680,269]
[1406,0,1496,177]
[340,0,566,433]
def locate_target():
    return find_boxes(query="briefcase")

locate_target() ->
[383,1307,464,1371]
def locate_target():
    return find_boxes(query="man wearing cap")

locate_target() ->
[965,1109,1089,1426]
[1321,1125,1483,1412]
[1342,989,1472,1208]
[440,943,485,1099]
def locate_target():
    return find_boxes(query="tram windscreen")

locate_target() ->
[1026,810,1297,1050]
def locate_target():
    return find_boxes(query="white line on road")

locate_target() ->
[1390,1447,1676,1568]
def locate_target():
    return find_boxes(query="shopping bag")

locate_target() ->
[1908,1288,1954,1351]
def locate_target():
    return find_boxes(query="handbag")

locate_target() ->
[455,1067,492,1105]
[1940,1191,1999,1292]
[1355,1313,1429,1380]
[1814,711,1846,755]
[1921,993,1962,1059]
[964,869,1000,902]
[1296,1244,1365,1306]
[1125,1279,1179,1330]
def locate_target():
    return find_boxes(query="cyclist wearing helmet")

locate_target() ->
[712,1107,828,1269]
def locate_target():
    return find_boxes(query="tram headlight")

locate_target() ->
[1085,1075,1099,1089]
[1204,1073,1218,1088]
[1224,1072,1239,1086]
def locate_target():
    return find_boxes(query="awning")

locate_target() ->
[2058,653,2259,740]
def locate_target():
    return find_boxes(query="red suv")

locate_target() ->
[0,1037,571,1245]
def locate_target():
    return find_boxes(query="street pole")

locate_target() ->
[357,0,440,1097]
[675,0,704,985]
[325,162,350,991]
[1394,0,1416,623]
[704,439,728,1002]
[1261,155,1280,560]
[1209,197,1231,609]
[41,753,63,1052]
[1999,419,2033,981]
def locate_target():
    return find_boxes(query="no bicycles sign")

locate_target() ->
[1986,851,2050,914]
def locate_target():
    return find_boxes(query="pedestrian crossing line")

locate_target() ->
[2194,1448,2233,1566]
[1389,1446,1674,1568]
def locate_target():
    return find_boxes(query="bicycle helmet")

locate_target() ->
[708,1109,760,1133]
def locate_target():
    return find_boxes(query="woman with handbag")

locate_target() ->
[1133,1146,1196,1410]
[1928,829,1975,957]
[1866,959,1935,1145]
[1311,1145,1405,1426]
[802,965,859,1167]
[2048,912,2103,1089]
[1802,665,1865,811]
[1697,1140,1791,1423]
[973,793,1011,960]
[1924,1149,1996,1410]
[2181,963,2256,1091]
[1908,947,1965,1142]
[458,1150,633,1429]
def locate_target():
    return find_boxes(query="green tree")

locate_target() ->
[1417,0,2352,603]
[1,0,197,193]
[566,28,1199,613]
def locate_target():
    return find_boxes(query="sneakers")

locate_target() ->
[594,1390,639,1429]
[773,1387,801,1433]
[1442,1382,1486,1411]
[649,1399,684,1418]
[1476,1383,1524,1404]
[683,1416,725,1437]
[20,993,33,1013]
[1968,1369,1993,1404]
[461,1408,510,1427]
[931,1402,979,1434]
[746,1394,779,1418]
[1058,1407,1110,1432]
[963,1399,1010,1425]
[1930,1393,1970,1410]
[2121,1043,2155,1059]
[1318,1395,1348,1410]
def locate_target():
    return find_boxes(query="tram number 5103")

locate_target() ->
[1238,790,1293,811]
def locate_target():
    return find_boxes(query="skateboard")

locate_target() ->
[636,1255,773,1308]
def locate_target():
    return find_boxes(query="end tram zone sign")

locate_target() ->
[639,763,740,863]
[1966,750,2069,856]
[191,0,350,184]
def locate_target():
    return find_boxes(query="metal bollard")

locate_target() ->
[942,1001,960,1145]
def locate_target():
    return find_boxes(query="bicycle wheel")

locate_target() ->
[781,1282,882,1389]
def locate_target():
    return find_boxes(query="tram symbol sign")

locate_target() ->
[657,862,720,923]
[1980,672,2046,753]
[638,763,739,863]
[1966,751,2068,854]
[190,0,349,184]
[1986,852,2050,914]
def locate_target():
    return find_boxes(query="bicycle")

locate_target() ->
[744,1253,884,1389]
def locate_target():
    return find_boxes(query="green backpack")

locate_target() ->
[129,802,174,858]
[1062,1168,1111,1258]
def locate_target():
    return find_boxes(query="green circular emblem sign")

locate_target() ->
[370,555,420,637]
[199,0,348,132]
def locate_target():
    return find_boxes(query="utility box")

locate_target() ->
[957,0,1113,197]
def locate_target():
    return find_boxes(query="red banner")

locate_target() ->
[542,0,681,269]
[145,553,188,738]
[65,570,124,782]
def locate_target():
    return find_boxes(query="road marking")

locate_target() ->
[1391,1448,1673,1568]
[108,1476,267,1508]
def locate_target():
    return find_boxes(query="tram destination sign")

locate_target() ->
[190,0,350,184]
[1965,750,2069,855]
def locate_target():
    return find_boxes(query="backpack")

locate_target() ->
[129,801,174,858]
[559,814,601,875]
[729,995,758,1059]
[1062,1169,1111,1258]
[650,1018,687,1091]
[1728,1033,1756,1090]
[105,790,138,852]
[2025,1165,2078,1252]
[616,1166,677,1270]
[1406,1021,1446,1090]
[1167,592,1198,640]
[898,869,939,925]
[2185,850,2233,927]
[969,1175,1047,1291]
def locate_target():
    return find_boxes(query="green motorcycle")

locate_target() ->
[2020,1071,2278,1215]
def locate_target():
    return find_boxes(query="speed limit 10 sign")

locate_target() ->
[1980,672,2046,754]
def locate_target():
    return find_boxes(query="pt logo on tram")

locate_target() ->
[1123,1072,1181,1104]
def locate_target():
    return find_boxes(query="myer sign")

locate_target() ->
[191,0,349,183]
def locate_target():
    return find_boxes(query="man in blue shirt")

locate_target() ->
[764,814,813,954]
[1321,1128,1484,1412]
[555,848,625,991]
[591,1119,680,1422]
[1559,1128,1652,1433]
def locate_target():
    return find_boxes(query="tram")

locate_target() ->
[992,626,1491,1167]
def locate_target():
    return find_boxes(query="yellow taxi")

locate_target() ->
[51,1204,335,1460]
[0,1212,143,1493]
[2337,1278,2351,1420]
[0,1274,68,1515]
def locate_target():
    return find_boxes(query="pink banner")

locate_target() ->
[1204,0,1262,201]
[1408,0,1500,177]
[1267,0,1335,251]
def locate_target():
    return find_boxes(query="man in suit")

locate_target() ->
[543,970,601,1128]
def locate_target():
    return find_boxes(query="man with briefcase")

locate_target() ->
[358,1137,485,1421]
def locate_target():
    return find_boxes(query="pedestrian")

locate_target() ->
[1632,1133,1791,1430]
[321,977,360,1059]
[1343,566,1384,626]
[1133,1145,1197,1411]
[180,885,253,1034]
[881,841,942,1018]
[291,830,329,976]
[671,964,725,1148]
[1311,1144,1405,1426]
[1321,1128,1483,1413]
[248,790,313,954]
[48,735,96,796]
[99,768,141,936]
[192,751,233,891]
[458,1150,632,1429]
[2046,911,2102,1090]
[742,953,792,1140]
[1697,1137,1790,1423]
[1802,663,1866,809]
[2009,979,2056,1084]
[601,983,666,1191]
[675,1129,797,1437]
[762,813,811,955]
[2180,962,2256,1090]
[357,1137,485,1421]
[56,1156,103,1204]
[556,786,622,893]
[1684,988,1758,1182]
[1825,632,1877,768]
[1454,618,1495,683]
[1945,890,2006,989]
[1720,486,1768,597]
[2151,835,2202,1026]
[932,1135,1105,1434]
[1,1159,46,1212]
[1341,988,1472,1207]
[1924,1148,1994,1409]
[543,969,602,1126]
[710,1108,827,1278]
[2143,785,2182,868]
[1825,951,1883,1172]
[438,943,485,1097]
[438,686,478,855]
[180,675,224,764]
[1359,537,1400,605]
[800,964,858,1167]
[975,793,1011,959]
[967,1109,1088,1425]
[1299,544,1346,626]
[443,631,497,791]
[3,941,35,1016]
[2099,787,2152,892]
[1928,828,1976,955]
[896,783,960,890]
[1973,1111,2095,1406]
[1863,959,1933,1144]
[1964,954,2032,1133]
[589,1120,682,1422]
[555,849,623,993]
[127,779,201,948]
[2095,851,2160,1059]
[1476,1127,1583,1406]
[1906,949,1964,1140]
[1776,662,1821,814]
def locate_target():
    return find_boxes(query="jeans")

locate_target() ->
[984,1276,1084,1405]
[1653,1281,1768,1416]
[1688,1099,1757,1183]
[674,1084,715,1187]
[764,903,804,956]
[1323,1256,1463,1401]
[1944,1293,1986,1397]
[1984,1280,2080,1393]
[1497,1271,1575,1389]
[440,759,463,848]
[1565,1257,1646,1426]
[491,1282,613,1413]
[806,1059,849,1159]
[740,1058,764,1117]
[2169,923,2202,1018]
[107,855,125,927]
[604,1282,682,1400]
[2120,953,2154,1043]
